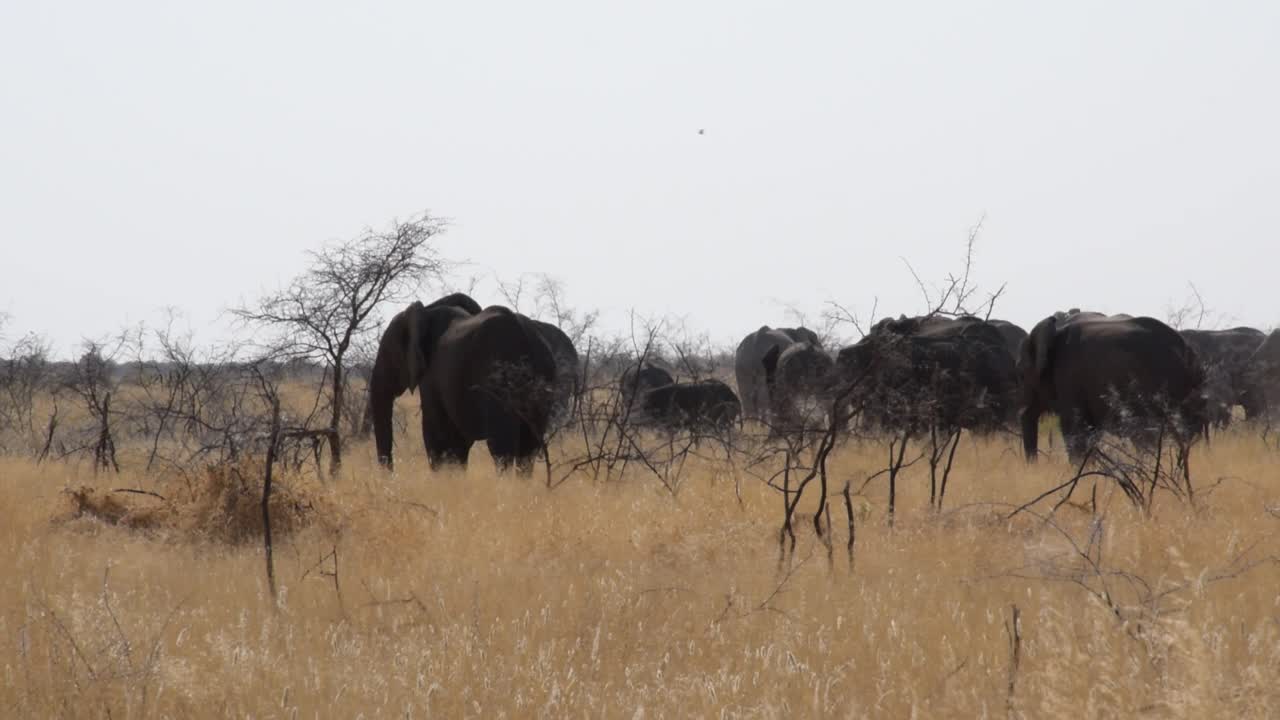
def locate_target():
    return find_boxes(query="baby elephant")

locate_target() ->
[637,379,741,433]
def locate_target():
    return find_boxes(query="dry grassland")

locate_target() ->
[2,407,1279,718]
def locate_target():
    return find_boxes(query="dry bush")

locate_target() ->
[1,411,1279,717]
[56,461,336,546]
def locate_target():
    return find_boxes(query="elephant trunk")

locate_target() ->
[369,369,398,469]
[1021,403,1041,462]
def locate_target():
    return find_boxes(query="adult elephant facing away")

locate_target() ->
[985,319,1028,362]
[734,326,822,421]
[527,318,579,425]
[761,341,835,435]
[1020,314,1207,462]
[369,300,557,471]
[359,292,485,437]
[1179,327,1266,426]
[836,315,1018,436]
[1245,330,1280,423]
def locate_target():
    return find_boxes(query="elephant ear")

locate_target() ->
[403,305,468,393]
[762,345,782,386]
[401,305,428,394]
[1030,316,1057,377]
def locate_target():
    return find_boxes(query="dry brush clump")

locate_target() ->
[57,459,338,546]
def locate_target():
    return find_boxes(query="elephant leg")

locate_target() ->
[738,379,757,420]
[1058,410,1091,465]
[475,386,544,473]
[487,419,543,475]
[420,398,471,470]
[370,383,402,469]
[516,423,544,475]
[373,398,395,469]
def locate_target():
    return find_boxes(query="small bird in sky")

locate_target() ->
[697,128,705,135]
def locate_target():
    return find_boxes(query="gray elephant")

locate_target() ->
[368,299,557,471]
[360,292,485,439]
[416,296,578,422]
[761,341,835,435]
[734,326,821,421]
[1179,327,1266,426]
[892,314,1027,364]
[425,292,483,315]
[1245,330,1280,423]
[1020,314,1206,462]
[636,379,741,433]
[837,314,1017,436]
[529,318,580,425]
[985,319,1029,362]
[1054,308,1133,325]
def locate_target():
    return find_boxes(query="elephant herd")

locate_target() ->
[371,293,1280,472]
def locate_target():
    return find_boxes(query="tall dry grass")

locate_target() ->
[1,417,1278,718]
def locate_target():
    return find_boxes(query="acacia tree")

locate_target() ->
[233,212,447,475]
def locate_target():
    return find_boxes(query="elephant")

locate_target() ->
[369,292,579,432]
[619,362,676,411]
[1245,330,1280,423]
[528,318,580,426]
[734,326,822,421]
[1179,327,1266,426]
[1054,309,1132,325]
[985,319,1029,362]
[635,379,741,433]
[368,299,557,471]
[761,341,835,435]
[1019,314,1207,462]
[413,297,578,419]
[884,314,1027,364]
[837,314,1018,436]
[359,292,487,438]
[427,292,484,315]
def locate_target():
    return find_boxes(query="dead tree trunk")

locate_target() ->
[263,397,281,602]
[327,360,344,477]
[94,392,119,474]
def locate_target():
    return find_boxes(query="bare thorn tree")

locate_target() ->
[1164,281,1234,331]
[902,215,1006,320]
[232,211,447,476]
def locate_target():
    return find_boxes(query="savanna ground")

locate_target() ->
[3,392,1280,719]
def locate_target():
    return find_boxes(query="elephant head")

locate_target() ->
[402,304,471,393]
[782,327,822,348]
[370,301,471,467]
[619,363,675,410]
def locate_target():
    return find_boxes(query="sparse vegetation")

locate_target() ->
[3,224,1276,717]
[2,392,1278,717]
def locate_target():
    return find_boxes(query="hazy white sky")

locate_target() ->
[3,1,1278,355]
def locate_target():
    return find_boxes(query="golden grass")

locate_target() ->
[2,420,1279,718]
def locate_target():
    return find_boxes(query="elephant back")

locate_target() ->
[1247,331,1280,407]
[775,342,833,384]
[640,379,740,431]
[424,292,483,315]
[839,315,1017,432]
[442,308,558,390]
